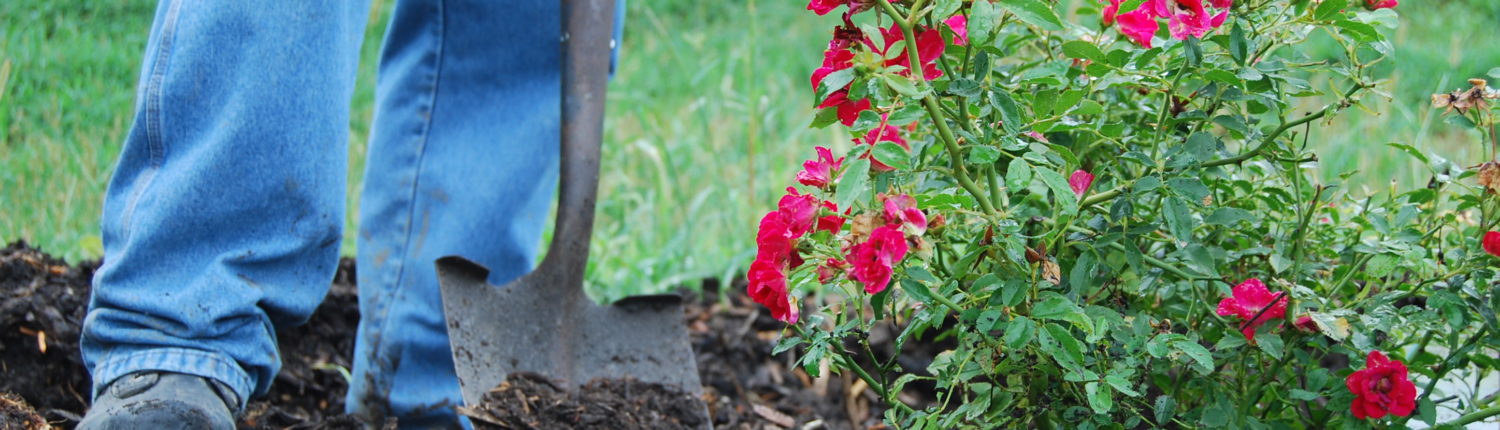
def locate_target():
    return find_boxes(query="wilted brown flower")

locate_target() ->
[1432,78,1497,114]
[1477,161,1500,193]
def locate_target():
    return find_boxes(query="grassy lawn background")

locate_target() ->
[3,0,1498,300]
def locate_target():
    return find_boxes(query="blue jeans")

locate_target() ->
[82,0,623,427]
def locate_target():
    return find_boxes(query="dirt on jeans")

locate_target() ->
[1,240,936,429]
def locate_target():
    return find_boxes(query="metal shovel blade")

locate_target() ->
[435,0,703,413]
[436,256,700,405]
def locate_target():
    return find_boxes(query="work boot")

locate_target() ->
[77,371,239,430]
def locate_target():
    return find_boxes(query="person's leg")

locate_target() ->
[83,0,371,416]
[349,0,574,426]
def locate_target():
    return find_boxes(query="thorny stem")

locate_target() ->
[875,0,997,217]
[1395,327,1489,427]
[1205,83,1367,168]
[1443,404,1500,427]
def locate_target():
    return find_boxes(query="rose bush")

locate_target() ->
[751,0,1500,428]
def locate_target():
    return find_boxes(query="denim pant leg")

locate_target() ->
[82,0,371,411]
[348,0,568,426]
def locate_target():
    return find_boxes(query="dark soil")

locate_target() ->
[460,372,707,430]
[0,392,49,430]
[1,240,935,429]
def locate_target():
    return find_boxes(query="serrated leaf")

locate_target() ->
[1206,207,1254,226]
[1105,372,1141,397]
[968,0,1000,45]
[997,0,1065,32]
[814,68,855,105]
[1086,382,1113,414]
[991,90,1023,134]
[834,157,871,210]
[1043,323,1086,368]
[1173,340,1214,374]
[1036,168,1080,216]
[1308,311,1351,341]
[1254,332,1284,359]
[1315,0,1347,20]
[1230,22,1249,65]
[1117,0,1148,15]
[1006,158,1033,190]
[900,278,933,302]
[1154,395,1176,424]
[1062,41,1106,63]
[873,141,911,170]
[883,74,922,97]
[969,145,1002,165]
[887,104,926,126]
[1163,197,1195,242]
[1005,316,1036,349]
[949,78,982,99]
[1167,177,1211,201]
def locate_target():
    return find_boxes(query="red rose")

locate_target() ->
[1345,351,1417,420]
[1482,231,1500,257]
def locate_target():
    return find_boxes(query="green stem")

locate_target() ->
[1395,327,1489,427]
[1442,404,1500,427]
[1241,351,1297,422]
[1204,83,1365,168]
[874,0,997,216]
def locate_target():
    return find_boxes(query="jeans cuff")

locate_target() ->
[90,347,254,412]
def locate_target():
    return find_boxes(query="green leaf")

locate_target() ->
[1419,397,1437,426]
[814,68,855,105]
[1004,316,1036,349]
[883,74,923,97]
[969,145,1002,165]
[1117,0,1148,15]
[1036,168,1080,216]
[1229,22,1249,65]
[1334,19,1379,42]
[1032,293,1093,332]
[871,289,890,320]
[1105,372,1141,397]
[1254,332,1284,359]
[1062,41,1106,63]
[1288,389,1319,401]
[1005,158,1033,190]
[997,0,1065,32]
[834,157,871,210]
[1043,323,1086,368]
[1386,143,1430,164]
[1153,395,1176,424]
[873,142,911,170]
[1167,177,1211,201]
[900,278,934,302]
[1200,398,1232,426]
[809,105,840,129]
[1163,197,1195,242]
[1085,382,1113,414]
[991,90,1023,134]
[1205,207,1254,226]
[1172,340,1214,374]
[1308,311,1351,341]
[1315,0,1347,21]
[887,104,926,126]
[949,78,982,98]
[968,0,1000,45]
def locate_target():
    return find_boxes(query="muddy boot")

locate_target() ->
[77,371,238,430]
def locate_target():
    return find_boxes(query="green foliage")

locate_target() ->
[774,1,1500,428]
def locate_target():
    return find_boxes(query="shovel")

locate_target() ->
[434,0,703,413]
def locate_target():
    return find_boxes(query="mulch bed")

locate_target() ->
[1,240,933,429]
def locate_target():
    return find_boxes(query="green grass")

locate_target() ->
[2,0,1497,299]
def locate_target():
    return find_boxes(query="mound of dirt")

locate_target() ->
[0,392,50,430]
[460,372,707,430]
[1,241,937,429]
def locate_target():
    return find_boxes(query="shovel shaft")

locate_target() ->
[544,0,615,291]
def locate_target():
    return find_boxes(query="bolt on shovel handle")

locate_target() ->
[541,0,614,292]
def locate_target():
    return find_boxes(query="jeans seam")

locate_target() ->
[119,0,183,236]
[368,0,446,396]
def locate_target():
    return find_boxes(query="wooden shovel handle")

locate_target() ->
[540,0,614,291]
